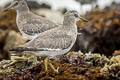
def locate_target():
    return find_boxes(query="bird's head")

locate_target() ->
[3,0,28,12]
[64,10,88,22]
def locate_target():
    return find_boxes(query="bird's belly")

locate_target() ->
[30,36,77,58]
[31,49,70,58]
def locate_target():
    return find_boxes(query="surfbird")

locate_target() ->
[3,0,58,40]
[9,10,88,73]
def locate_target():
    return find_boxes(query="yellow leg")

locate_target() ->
[48,61,59,73]
[4,56,28,68]
[44,58,48,72]
[11,56,27,62]
[44,58,59,73]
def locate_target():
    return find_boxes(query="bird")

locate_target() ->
[3,0,58,40]
[9,10,88,73]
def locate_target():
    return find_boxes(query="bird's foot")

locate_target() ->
[44,58,59,73]
[49,62,59,73]
[44,58,48,72]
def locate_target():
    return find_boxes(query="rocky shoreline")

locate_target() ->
[0,4,120,80]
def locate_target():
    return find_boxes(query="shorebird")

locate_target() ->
[3,0,58,40]
[9,10,88,73]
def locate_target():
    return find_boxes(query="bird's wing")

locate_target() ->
[25,29,73,50]
[21,18,58,35]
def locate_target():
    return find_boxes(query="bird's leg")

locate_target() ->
[11,56,27,61]
[44,58,48,72]
[4,55,28,67]
[44,58,59,73]
[48,59,59,73]
[3,56,27,68]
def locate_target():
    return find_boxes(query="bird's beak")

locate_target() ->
[79,16,88,22]
[2,2,17,12]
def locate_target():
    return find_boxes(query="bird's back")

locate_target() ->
[16,12,58,40]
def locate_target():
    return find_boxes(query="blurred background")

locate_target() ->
[0,0,120,60]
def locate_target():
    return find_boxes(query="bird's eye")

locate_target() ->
[14,2,18,6]
[74,13,78,17]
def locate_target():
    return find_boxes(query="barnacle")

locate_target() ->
[0,55,39,74]
[84,53,109,66]
[109,55,120,64]
[101,63,120,78]
[63,51,84,65]
[100,55,120,79]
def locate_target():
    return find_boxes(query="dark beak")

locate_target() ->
[79,16,88,22]
[2,2,17,12]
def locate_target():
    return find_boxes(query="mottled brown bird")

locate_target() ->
[10,10,88,73]
[3,0,58,40]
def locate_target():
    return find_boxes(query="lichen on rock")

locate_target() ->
[100,55,120,79]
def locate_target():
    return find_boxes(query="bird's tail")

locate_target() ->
[9,47,31,52]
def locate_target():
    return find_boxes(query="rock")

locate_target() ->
[27,1,51,9]
[0,29,8,60]
[0,51,4,61]
[113,50,120,56]
[61,52,109,67]
[101,55,120,80]
[0,52,108,80]
[3,30,27,54]
[0,29,7,44]
[0,9,18,31]
[74,28,93,53]
[74,5,120,56]
[33,9,64,24]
